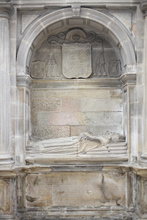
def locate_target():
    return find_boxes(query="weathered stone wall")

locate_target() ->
[31,88,123,139]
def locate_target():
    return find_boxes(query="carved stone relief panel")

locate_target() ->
[24,170,131,209]
[92,41,122,77]
[45,45,62,79]
[30,28,122,79]
[92,41,107,77]
[30,44,62,79]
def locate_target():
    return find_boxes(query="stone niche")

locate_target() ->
[28,27,126,163]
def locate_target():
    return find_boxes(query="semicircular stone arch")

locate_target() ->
[17,7,136,76]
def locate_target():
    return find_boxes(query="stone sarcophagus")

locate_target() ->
[17,167,134,220]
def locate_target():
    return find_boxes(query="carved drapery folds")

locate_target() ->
[30,28,122,79]
[26,132,127,163]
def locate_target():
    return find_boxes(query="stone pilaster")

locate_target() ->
[140,1,147,158]
[0,9,12,164]
[15,75,32,165]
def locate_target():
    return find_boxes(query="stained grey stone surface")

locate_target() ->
[0,1,146,220]
[25,171,127,208]
[31,88,123,139]
[62,43,92,78]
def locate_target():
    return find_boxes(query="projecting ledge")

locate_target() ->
[25,154,128,166]
[30,74,136,89]
[140,154,147,165]
[0,154,14,168]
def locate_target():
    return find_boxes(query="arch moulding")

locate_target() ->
[16,7,136,77]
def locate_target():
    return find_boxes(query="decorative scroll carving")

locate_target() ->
[47,28,96,44]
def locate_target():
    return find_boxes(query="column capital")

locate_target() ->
[140,0,147,14]
[0,4,14,18]
[0,8,10,18]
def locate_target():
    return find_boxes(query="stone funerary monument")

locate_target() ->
[0,0,147,219]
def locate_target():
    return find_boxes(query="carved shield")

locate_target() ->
[62,43,92,79]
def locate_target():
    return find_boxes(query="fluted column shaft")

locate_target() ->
[0,10,11,155]
[144,12,147,154]
[141,1,147,157]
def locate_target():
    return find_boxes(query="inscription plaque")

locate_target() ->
[62,43,92,79]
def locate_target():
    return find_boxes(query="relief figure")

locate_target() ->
[28,132,126,156]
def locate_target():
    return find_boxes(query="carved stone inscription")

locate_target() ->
[62,43,92,79]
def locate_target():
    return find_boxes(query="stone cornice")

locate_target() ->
[0,0,139,10]
[0,3,11,9]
